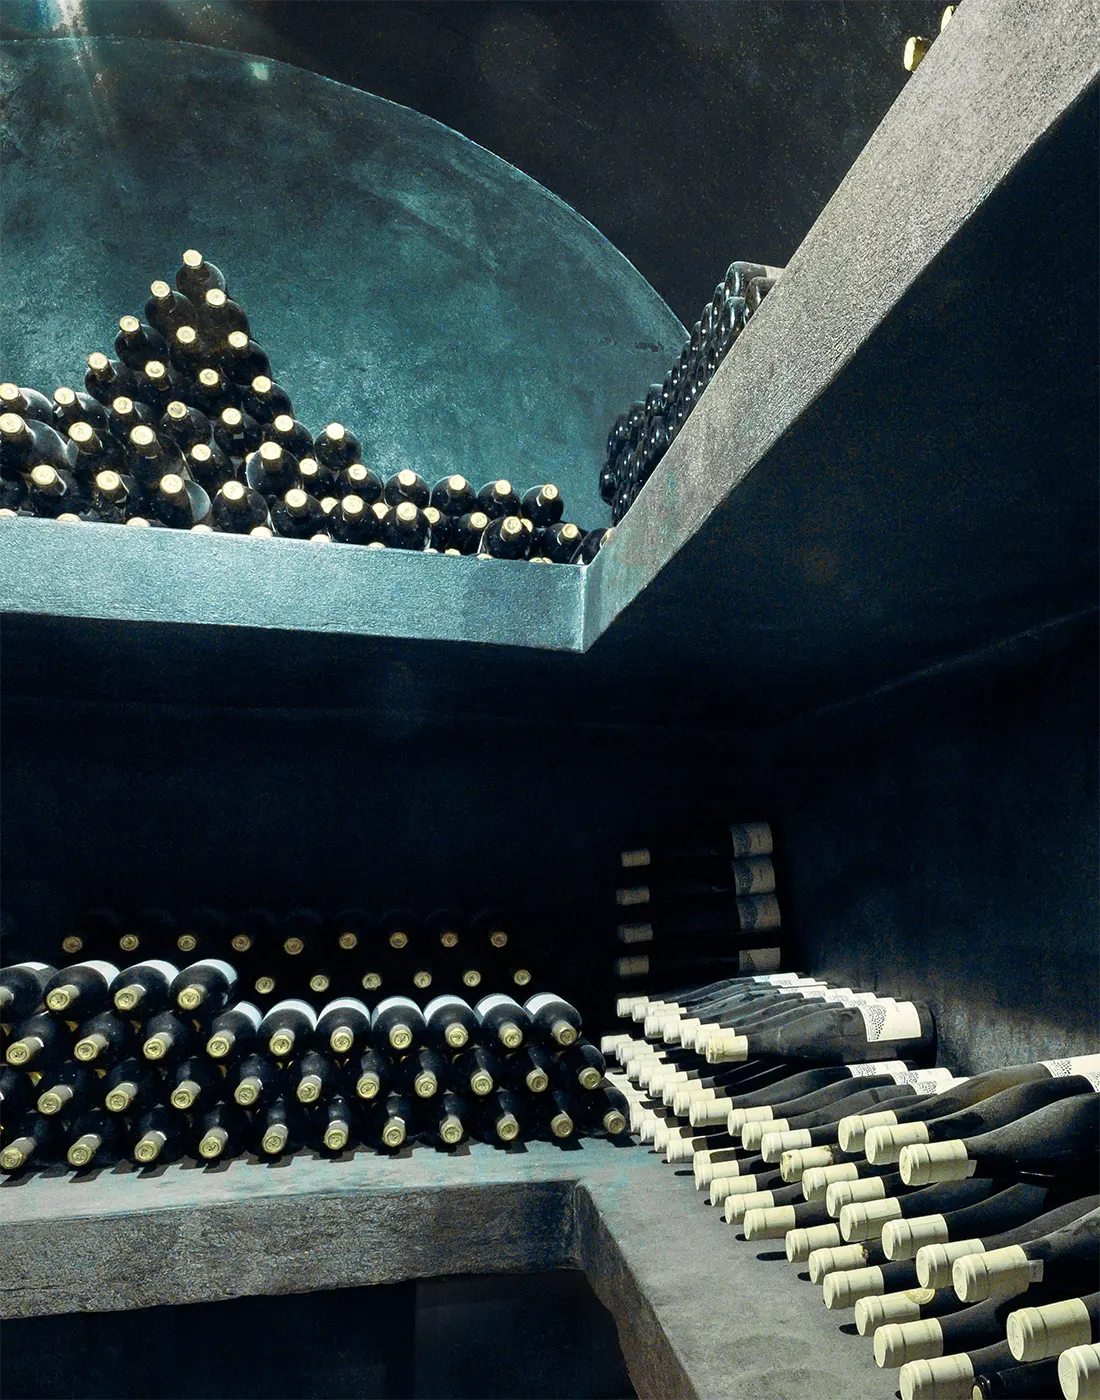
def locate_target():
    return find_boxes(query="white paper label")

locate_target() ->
[11,962,52,972]
[422,994,468,1018]
[1042,1055,1100,1090]
[182,958,237,981]
[1027,1259,1044,1282]
[263,998,317,1025]
[736,894,781,931]
[858,1001,923,1042]
[616,955,649,977]
[374,995,421,1017]
[730,857,775,894]
[848,1060,909,1077]
[130,959,180,980]
[890,1068,958,1088]
[226,1002,263,1029]
[474,994,521,1016]
[755,972,800,985]
[729,821,773,857]
[74,961,121,981]
[618,922,654,944]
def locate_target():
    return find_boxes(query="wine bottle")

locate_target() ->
[430,473,476,517]
[170,959,237,1015]
[158,398,211,451]
[571,526,612,564]
[754,1072,963,1157]
[314,1092,354,1152]
[540,1088,577,1140]
[35,1062,98,1116]
[371,996,425,1054]
[227,1052,280,1108]
[271,487,326,539]
[1058,1344,1100,1400]
[142,1010,197,1063]
[874,1180,1055,1262]
[132,359,186,407]
[124,423,183,486]
[43,960,120,1018]
[900,1094,1100,1187]
[288,1050,338,1105]
[580,1084,631,1136]
[354,1048,389,1102]
[168,1054,223,1110]
[106,394,154,442]
[897,1341,1020,1399]
[0,1112,59,1171]
[5,1010,69,1067]
[241,373,292,424]
[475,994,532,1051]
[0,410,75,479]
[476,515,527,560]
[314,997,369,1054]
[89,468,144,523]
[205,1002,263,1060]
[261,999,317,1058]
[451,510,489,553]
[257,1096,303,1156]
[504,1044,554,1095]
[0,1065,35,1122]
[26,463,85,518]
[422,1090,469,1147]
[293,456,337,505]
[973,1357,1063,1398]
[524,993,582,1048]
[144,278,197,337]
[0,962,54,1021]
[262,413,313,461]
[82,350,137,407]
[66,1108,125,1168]
[246,440,300,502]
[475,479,520,520]
[381,499,429,549]
[219,329,270,383]
[73,1010,133,1066]
[369,1092,414,1150]
[89,464,145,526]
[176,249,226,302]
[306,422,358,471]
[213,406,260,460]
[395,1047,447,1101]
[554,1041,607,1092]
[450,1046,500,1098]
[197,1102,244,1161]
[477,1088,526,1144]
[182,441,233,495]
[327,492,377,544]
[1007,1292,1100,1364]
[52,385,110,433]
[149,472,209,529]
[519,484,563,527]
[377,467,427,509]
[853,1057,1100,1155]
[130,1105,186,1165]
[534,521,583,563]
[103,1057,160,1113]
[211,479,268,533]
[423,994,478,1051]
[0,382,54,424]
[951,1207,1100,1305]
[707,999,936,1067]
[115,315,169,371]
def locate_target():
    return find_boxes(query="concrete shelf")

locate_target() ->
[0,1137,892,1400]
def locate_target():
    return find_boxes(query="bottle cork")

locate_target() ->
[881,1214,950,1260]
[874,1318,944,1369]
[809,1242,869,1285]
[840,1196,904,1242]
[786,1223,842,1261]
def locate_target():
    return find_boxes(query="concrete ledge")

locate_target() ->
[0,1139,892,1399]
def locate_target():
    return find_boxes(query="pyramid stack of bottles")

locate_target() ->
[599,260,783,526]
[613,819,783,988]
[0,249,609,564]
[0,909,631,1173]
[604,971,1100,1400]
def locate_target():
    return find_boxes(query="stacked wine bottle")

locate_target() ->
[0,248,609,563]
[613,819,784,989]
[51,905,539,1010]
[604,971,1100,1400]
[0,954,631,1175]
[598,260,783,526]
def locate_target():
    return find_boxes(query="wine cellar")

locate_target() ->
[1,1,1097,1398]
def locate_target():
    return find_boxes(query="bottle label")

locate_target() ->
[755,973,800,984]
[264,998,318,1025]
[524,993,565,1014]
[887,1067,957,1088]
[75,961,121,980]
[615,887,649,907]
[847,1060,910,1077]
[1027,1259,1045,1282]
[618,922,654,944]
[134,960,180,980]
[821,990,859,1004]
[373,996,420,1017]
[737,947,781,973]
[10,962,52,972]
[474,994,521,1016]
[729,821,773,857]
[1041,1055,1100,1090]
[227,1002,263,1029]
[423,995,469,1018]
[616,955,649,978]
[858,1001,923,1041]
[730,857,775,894]
[620,848,650,868]
[736,894,781,931]
[318,997,370,1017]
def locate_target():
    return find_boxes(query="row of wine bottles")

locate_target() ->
[612,819,783,981]
[41,905,537,1006]
[607,968,1100,1399]
[1,248,607,561]
[0,1078,632,1173]
[598,262,783,526]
